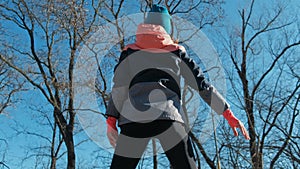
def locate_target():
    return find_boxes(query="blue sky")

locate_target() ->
[0,0,251,168]
[1,0,299,168]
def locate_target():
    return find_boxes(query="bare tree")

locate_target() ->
[217,0,300,168]
[10,106,90,169]
[10,106,64,169]
[0,58,22,114]
[0,0,102,168]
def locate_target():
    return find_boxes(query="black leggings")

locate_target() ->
[110,120,197,169]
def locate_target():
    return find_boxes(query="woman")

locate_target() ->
[105,4,250,169]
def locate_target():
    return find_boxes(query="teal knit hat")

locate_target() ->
[144,4,172,34]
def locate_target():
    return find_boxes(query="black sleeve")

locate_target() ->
[105,50,129,118]
[179,50,211,91]
[179,50,230,114]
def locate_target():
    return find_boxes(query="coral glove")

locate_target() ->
[106,116,118,148]
[223,109,250,140]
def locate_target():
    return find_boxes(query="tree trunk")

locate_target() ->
[53,105,76,169]
[66,130,75,169]
[242,63,263,169]
[50,157,56,169]
[240,9,262,168]
[152,139,157,169]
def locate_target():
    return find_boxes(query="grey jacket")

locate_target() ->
[105,24,229,126]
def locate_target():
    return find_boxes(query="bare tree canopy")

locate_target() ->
[217,0,300,168]
[0,0,299,168]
